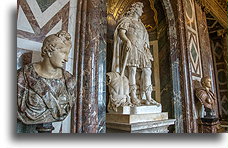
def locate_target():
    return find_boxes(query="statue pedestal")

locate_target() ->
[219,121,228,132]
[199,117,219,133]
[107,105,175,133]
[36,123,54,133]
[108,105,162,114]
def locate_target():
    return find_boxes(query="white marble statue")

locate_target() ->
[107,2,160,111]
[107,72,131,112]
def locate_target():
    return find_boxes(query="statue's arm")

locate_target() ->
[17,69,28,112]
[143,38,153,61]
[119,29,132,51]
[144,42,150,49]
[119,29,129,43]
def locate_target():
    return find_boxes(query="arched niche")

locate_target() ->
[107,0,182,133]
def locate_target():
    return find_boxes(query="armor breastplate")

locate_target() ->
[126,21,145,48]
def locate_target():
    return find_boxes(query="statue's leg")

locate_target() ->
[128,66,141,105]
[142,67,160,106]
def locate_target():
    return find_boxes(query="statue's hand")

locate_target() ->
[126,40,132,51]
[144,43,149,50]
[206,98,212,105]
[144,44,154,61]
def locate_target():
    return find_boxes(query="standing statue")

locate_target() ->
[195,76,217,118]
[108,2,159,109]
[17,30,76,126]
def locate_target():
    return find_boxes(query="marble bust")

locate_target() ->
[195,76,217,118]
[107,2,160,112]
[17,30,76,125]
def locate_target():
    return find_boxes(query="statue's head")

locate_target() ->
[125,2,144,17]
[41,30,72,68]
[201,76,212,89]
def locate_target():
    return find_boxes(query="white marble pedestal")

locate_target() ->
[108,105,162,114]
[107,105,175,133]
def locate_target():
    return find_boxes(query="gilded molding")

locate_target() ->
[148,0,158,29]
[195,0,227,28]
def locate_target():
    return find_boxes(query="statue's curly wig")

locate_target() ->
[41,30,72,57]
[125,2,144,17]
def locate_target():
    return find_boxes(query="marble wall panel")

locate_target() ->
[97,0,107,133]
[158,0,184,133]
[155,2,173,118]
[211,38,228,121]
[70,0,107,133]
[178,0,204,133]
[195,3,218,115]
[195,3,215,81]
[171,0,195,133]
[98,39,107,133]
[184,0,203,81]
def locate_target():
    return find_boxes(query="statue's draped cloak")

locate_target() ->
[17,64,76,124]
[195,88,216,110]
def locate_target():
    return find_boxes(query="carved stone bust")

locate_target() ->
[17,30,76,125]
[195,76,217,118]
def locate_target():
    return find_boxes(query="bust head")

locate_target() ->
[201,76,212,89]
[41,30,72,68]
[125,2,144,17]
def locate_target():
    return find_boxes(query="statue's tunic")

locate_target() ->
[195,88,216,110]
[17,64,76,124]
[112,17,153,72]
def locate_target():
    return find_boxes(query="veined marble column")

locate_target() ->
[71,0,107,133]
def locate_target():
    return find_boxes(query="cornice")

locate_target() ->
[218,0,228,10]
[195,0,227,28]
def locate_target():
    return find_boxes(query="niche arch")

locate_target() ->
[107,0,183,133]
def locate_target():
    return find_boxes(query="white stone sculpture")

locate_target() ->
[106,72,131,112]
[107,2,160,112]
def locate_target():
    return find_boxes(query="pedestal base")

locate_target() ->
[107,119,175,133]
[199,118,219,133]
[36,123,54,133]
[107,112,168,124]
[219,121,228,133]
[108,105,162,114]
[107,112,175,133]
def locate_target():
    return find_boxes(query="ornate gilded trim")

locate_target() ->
[195,0,227,28]
[149,0,158,30]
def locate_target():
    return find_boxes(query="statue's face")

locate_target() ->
[204,78,212,88]
[106,75,111,85]
[136,7,143,17]
[48,43,71,68]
